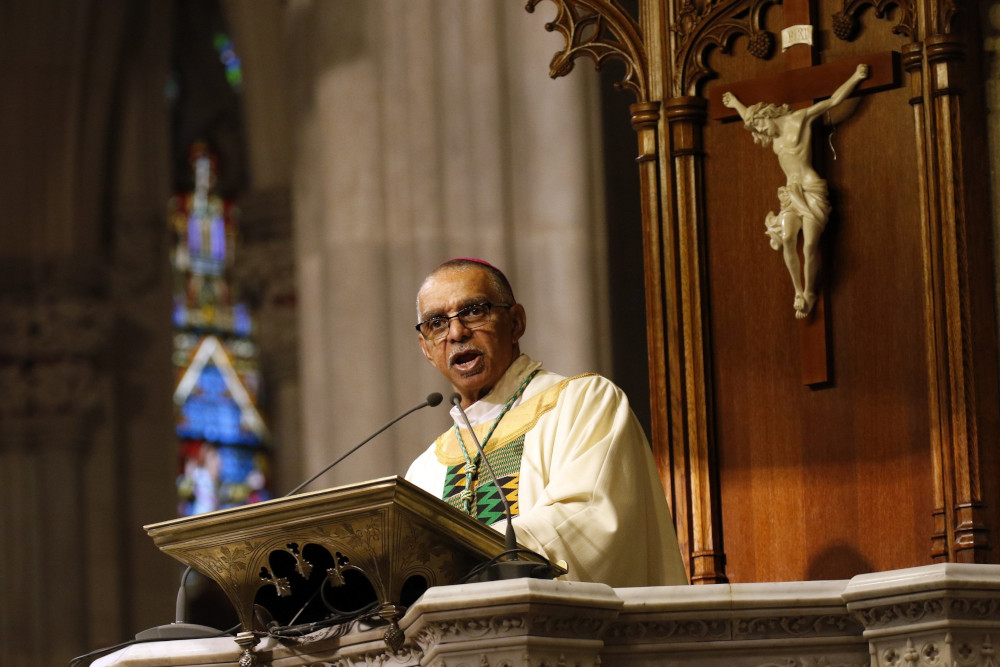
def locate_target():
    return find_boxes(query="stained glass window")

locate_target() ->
[171,142,271,517]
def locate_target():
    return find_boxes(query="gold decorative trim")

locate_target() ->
[433,374,597,466]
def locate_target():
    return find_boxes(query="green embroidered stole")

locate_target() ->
[442,434,526,525]
[433,371,597,527]
[442,369,539,525]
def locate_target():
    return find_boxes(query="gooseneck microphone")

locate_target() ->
[450,393,518,553]
[286,392,444,496]
[450,393,559,581]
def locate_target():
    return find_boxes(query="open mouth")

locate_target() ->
[450,349,483,374]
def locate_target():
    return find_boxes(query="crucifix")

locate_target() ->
[709,0,899,386]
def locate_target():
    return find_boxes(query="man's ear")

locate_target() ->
[418,335,433,363]
[510,303,526,342]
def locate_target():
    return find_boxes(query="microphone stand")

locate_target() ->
[450,394,560,581]
[134,565,221,640]
[286,392,443,496]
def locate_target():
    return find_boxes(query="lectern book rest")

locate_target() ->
[144,476,563,644]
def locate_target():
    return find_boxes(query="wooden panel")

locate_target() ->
[698,14,931,581]
[520,0,1000,583]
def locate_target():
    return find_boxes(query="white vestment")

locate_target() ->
[406,355,688,588]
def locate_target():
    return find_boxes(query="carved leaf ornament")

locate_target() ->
[832,1,917,42]
[525,0,649,101]
[671,0,781,96]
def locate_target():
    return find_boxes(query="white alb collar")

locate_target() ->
[448,355,542,428]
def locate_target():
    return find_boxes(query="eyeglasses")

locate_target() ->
[415,302,512,341]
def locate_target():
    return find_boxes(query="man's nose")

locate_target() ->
[447,316,473,340]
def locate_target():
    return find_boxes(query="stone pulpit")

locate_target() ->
[93,564,1000,667]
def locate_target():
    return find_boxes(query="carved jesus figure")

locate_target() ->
[723,64,869,318]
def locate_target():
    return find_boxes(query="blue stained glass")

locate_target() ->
[177,442,270,516]
[190,255,223,276]
[218,445,255,484]
[218,446,270,509]
[176,365,261,445]
[188,213,202,256]
[173,298,188,327]
[210,215,226,261]
[173,140,269,519]
[233,303,252,337]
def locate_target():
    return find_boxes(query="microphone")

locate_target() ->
[134,563,222,640]
[450,393,518,553]
[450,393,559,580]
[286,392,444,496]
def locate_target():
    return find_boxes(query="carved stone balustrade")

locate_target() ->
[603,580,868,667]
[845,564,1000,667]
[93,564,1000,667]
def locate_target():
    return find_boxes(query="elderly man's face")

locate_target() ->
[416,266,526,408]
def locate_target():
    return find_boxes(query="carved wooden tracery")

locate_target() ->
[670,0,780,95]
[526,0,650,100]
[831,1,916,41]
[526,0,998,583]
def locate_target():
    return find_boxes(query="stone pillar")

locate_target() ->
[0,295,110,666]
[283,0,608,492]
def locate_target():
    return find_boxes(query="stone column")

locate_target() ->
[0,296,110,666]
[283,0,607,492]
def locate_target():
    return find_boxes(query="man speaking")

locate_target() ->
[405,258,687,587]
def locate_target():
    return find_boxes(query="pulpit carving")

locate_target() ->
[327,552,349,586]
[831,1,916,41]
[948,598,1000,619]
[146,477,513,658]
[606,617,730,641]
[259,565,291,597]
[851,599,946,629]
[671,0,779,96]
[756,660,866,667]
[527,615,609,637]
[285,542,313,579]
[525,0,648,101]
[735,613,864,638]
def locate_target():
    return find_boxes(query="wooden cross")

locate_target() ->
[708,0,899,386]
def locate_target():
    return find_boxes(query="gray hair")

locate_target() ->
[416,258,516,318]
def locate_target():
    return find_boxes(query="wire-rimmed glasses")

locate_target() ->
[415,302,511,341]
